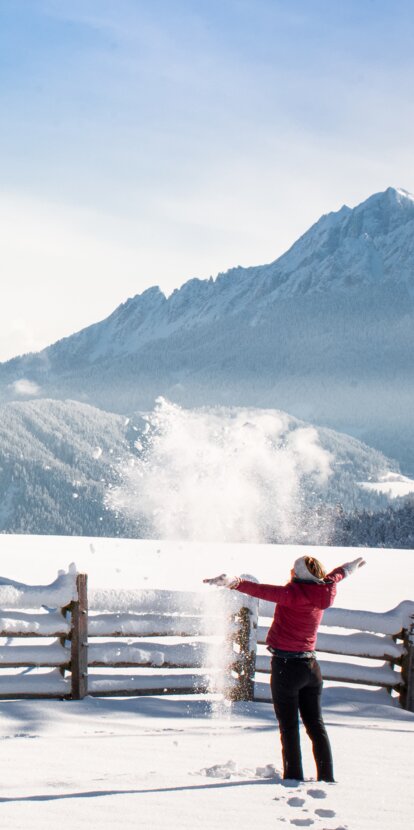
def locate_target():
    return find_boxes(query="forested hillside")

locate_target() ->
[0,398,405,539]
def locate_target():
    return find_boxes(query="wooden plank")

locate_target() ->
[88,661,203,669]
[400,616,414,711]
[0,631,69,638]
[70,574,88,700]
[0,661,70,668]
[257,602,413,636]
[256,628,403,662]
[86,685,209,698]
[0,611,70,638]
[319,672,400,689]
[88,662,238,674]
[0,693,71,700]
[255,655,401,688]
[0,644,70,667]
[88,613,204,638]
[86,640,212,670]
[87,613,234,638]
[88,628,205,638]
[86,671,212,694]
[229,605,257,701]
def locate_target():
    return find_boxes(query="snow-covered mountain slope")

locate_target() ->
[0,399,137,536]
[0,398,399,537]
[1,187,413,469]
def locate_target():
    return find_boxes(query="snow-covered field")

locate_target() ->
[1,689,413,830]
[0,535,413,830]
[360,471,414,499]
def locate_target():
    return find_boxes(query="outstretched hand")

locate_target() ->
[350,557,366,569]
[342,556,367,576]
[203,574,240,589]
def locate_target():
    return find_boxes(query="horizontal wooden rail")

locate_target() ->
[88,640,207,669]
[318,660,402,688]
[0,642,70,668]
[255,654,402,688]
[256,627,404,662]
[258,600,414,637]
[0,692,71,701]
[87,612,231,638]
[322,602,413,636]
[0,671,71,699]
[86,673,211,697]
[316,632,404,662]
[0,611,70,638]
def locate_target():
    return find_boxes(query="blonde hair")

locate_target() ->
[304,556,327,580]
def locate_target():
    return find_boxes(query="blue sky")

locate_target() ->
[1,0,414,359]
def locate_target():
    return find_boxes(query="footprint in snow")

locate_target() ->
[287,797,306,807]
[315,808,336,818]
[307,788,327,799]
[289,820,314,827]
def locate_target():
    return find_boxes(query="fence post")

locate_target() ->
[229,602,258,701]
[400,614,414,712]
[71,574,88,700]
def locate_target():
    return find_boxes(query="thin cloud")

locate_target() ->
[11,379,41,397]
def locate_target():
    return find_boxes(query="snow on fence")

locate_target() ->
[0,569,413,711]
[0,569,255,702]
[0,566,80,699]
[253,599,414,711]
[85,583,256,699]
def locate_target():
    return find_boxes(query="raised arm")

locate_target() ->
[327,557,366,583]
[203,574,291,604]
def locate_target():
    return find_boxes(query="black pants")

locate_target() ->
[270,656,334,782]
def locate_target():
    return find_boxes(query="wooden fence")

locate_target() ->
[0,572,413,711]
[0,573,87,699]
[0,574,254,701]
[85,580,254,699]
[252,598,414,710]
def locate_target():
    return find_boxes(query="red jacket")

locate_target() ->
[235,567,346,652]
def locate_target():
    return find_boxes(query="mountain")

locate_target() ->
[0,399,136,537]
[0,398,399,538]
[1,186,413,470]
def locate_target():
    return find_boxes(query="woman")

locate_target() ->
[204,554,366,783]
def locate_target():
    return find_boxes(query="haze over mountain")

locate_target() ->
[1,186,413,470]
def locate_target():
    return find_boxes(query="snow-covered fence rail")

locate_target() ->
[254,599,414,711]
[0,570,257,701]
[85,587,257,699]
[1,570,412,711]
[0,567,86,700]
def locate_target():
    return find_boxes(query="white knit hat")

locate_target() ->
[293,556,324,583]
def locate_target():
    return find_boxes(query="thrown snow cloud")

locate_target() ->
[108,398,332,543]
[11,378,41,396]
